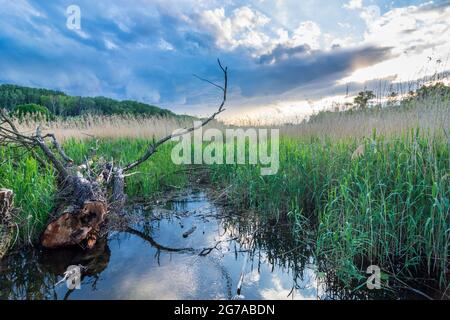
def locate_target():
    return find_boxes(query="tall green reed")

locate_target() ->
[210,130,449,287]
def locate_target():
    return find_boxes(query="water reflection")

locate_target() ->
[0,189,396,300]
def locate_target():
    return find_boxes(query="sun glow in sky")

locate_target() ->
[0,0,449,122]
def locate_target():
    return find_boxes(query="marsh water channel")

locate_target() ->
[0,188,439,300]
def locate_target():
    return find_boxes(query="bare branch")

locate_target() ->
[193,74,225,92]
[0,110,34,143]
[42,133,74,164]
[34,127,69,178]
[123,59,228,172]
[0,109,69,178]
[0,109,19,133]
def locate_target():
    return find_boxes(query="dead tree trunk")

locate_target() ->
[40,176,107,249]
[0,189,14,259]
[0,59,228,250]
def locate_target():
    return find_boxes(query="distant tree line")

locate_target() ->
[11,103,54,121]
[0,84,176,117]
[351,82,450,111]
[307,82,450,124]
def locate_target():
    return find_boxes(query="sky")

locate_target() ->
[0,0,449,122]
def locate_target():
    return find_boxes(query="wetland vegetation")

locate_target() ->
[1,81,448,299]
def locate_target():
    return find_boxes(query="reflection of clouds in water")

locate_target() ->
[117,260,199,299]
[250,251,327,300]
[204,226,225,245]
[111,194,327,300]
[245,269,261,285]
[260,275,299,300]
[260,269,321,300]
[204,221,244,254]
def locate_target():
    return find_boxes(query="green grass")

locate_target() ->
[0,146,55,244]
[209,129,449,288]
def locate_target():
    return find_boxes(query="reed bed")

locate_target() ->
[279,102,448,140]
[210,131,449,289]
[11,114,198,142]
[209,93,450,290]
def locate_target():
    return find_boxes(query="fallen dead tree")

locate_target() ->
[0,60,228,250]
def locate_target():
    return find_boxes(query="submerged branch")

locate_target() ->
[125,227,197,254]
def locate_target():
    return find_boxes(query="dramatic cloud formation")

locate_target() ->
[342,1,450,83]
[0,0,448,121]
[239,45,393,97]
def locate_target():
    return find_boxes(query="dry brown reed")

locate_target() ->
[12,114,216,142]
[10,93,449,143]
[276,98,449,140]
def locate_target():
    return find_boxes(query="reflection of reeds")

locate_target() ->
[0,249,59,299]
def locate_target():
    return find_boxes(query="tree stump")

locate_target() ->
[40,176,108,249]
[0,189,14,259]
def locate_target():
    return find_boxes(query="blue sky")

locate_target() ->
[0,0,449,122]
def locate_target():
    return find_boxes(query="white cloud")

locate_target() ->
[100,4,137,33]
[104,39,118,50]
[72,29,90,40]
[199,6,271,52]
[289,21,322,49]
[158,38,175,51]
[359,5,381,26]
[337,22,351,28]
[341,3,450,83]
[343,0,363,10]
[324,33,354,49]
[199,5,325,56]
[0,0,43,19]
[116,259,199,299]
[342,0,381,27]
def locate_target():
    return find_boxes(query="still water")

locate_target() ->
[0,189,417,300]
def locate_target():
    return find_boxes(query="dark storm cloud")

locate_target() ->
[236,45,394,97]
[259,44,312,64]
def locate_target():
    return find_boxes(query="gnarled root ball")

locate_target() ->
[41,201,107,249]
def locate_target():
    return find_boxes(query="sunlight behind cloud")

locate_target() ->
[341,2,450,83]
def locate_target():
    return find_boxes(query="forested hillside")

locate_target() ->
[0,84,176,117]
